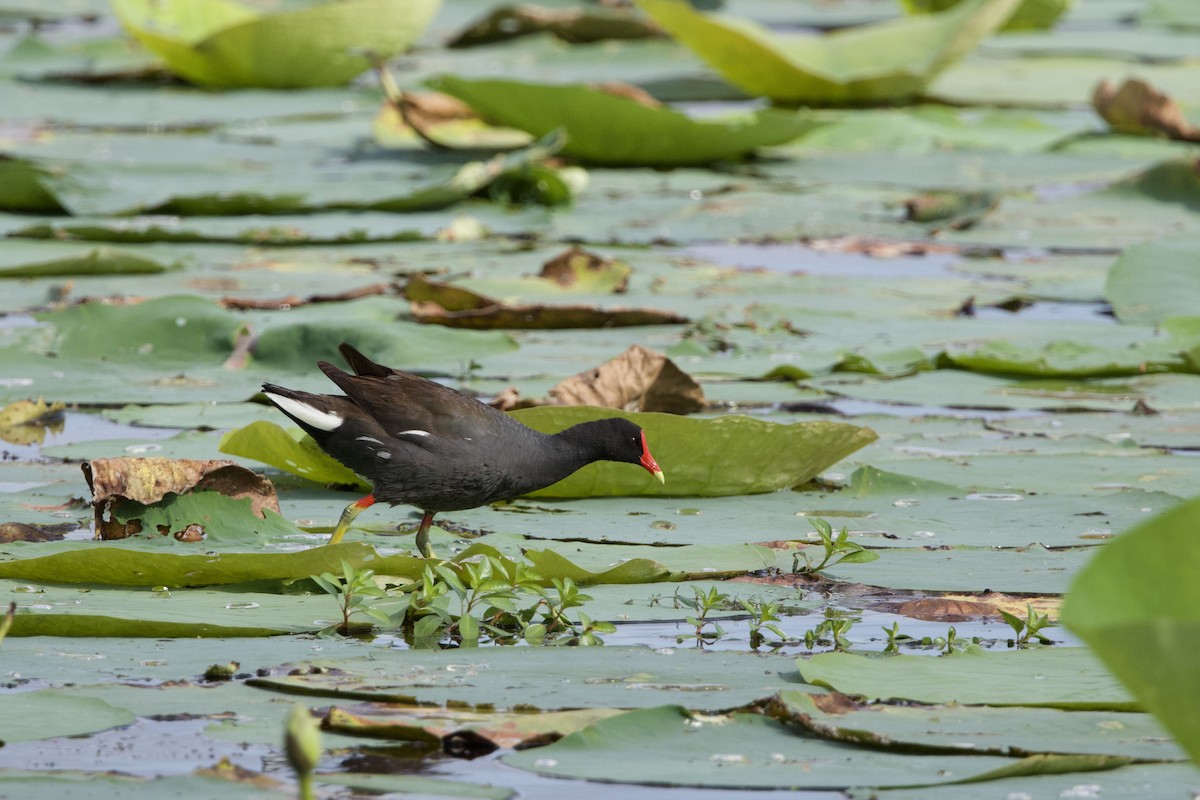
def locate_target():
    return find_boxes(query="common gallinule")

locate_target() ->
[262,343,665,557]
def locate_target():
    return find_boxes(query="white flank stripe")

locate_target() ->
[398,429,431,438]
[266,393,342,431]
[356,436,384,445]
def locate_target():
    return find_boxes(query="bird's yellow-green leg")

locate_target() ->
[328,494,376,545]
[415,511,437,559]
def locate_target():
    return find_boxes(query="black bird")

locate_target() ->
[262,343,665,556]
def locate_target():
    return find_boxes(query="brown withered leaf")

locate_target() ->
[1093,78,1200,142]
[447,4,662,48]
[395,90,499,150]
[489,386,532,411]
[539,246,631,292]
[548,344,706,414]
[896,597,1000,622]
[0,522,67,543]
[589,82,662,109]
[83,457,279,540]
[413,301,686,329]
[406,272,686,330]
[220,282,390,311]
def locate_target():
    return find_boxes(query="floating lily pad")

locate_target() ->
[111,0,441,89]
[503,703,1117,790]
[901,0,1073,31]
[515,407,877,498]
[221,408,875,499]
[634,0,1022,105]
[1,691,135,743]
[940,338,1190,378]
[1106,237,1200,325]
[777,690,1184,761]
[0,246,171,278]
[426,75,815,166]
[1063,494,1200,763]
[797,647,1136,709]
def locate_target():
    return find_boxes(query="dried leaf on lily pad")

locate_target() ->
[411,301,686,330]
[0,398,65,446]
[900,0,1072,31]
[83,457,280,539]
[427,75,815,166]
[112,0,441,89]
[447,4,662,47]
[380,90,534,152]
[405,273,687,330]
[1093,79,1200,142]
[548,345,705,415]
[634,0,1021,105]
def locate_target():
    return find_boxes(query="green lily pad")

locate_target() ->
[901,0,1074,31]
[0,245,172,278]
[0,154,66,213]
[514,407,878,498]
[797,647,1137,710]
[1063,494,1200,763]
[634,0,1022,105]
[503,703,1120,789]
[1,691,136,743]
[778,690,1184,761]
[111,0,441,89]
[220,421,367,489]
[221,409,875,500]
[940,339,1189,378]
[426,75,815,166]
[1106,237,1200,326]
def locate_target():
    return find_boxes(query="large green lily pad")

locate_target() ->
[1063,494,1200,763]
[503,703,1121,789]
[901,0,1074,31]
[634,0,1022,105]
[112,0,441,88]
[426,76,816,165]
[221,408,876,498]
[1106,237,1200,326]
[797,647,1137,710]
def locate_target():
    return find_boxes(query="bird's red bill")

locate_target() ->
[639,430,665,484]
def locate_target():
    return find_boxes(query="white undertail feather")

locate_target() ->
[398,429,431,438]
[266,393,343,431]
[356,436,384,445]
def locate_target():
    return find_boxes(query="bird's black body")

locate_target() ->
[261,343,663,554]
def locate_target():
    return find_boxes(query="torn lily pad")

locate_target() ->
[426,76,815,166]
[635,0,1022,105]
[83,456,279,539]
[112,0,441,88]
